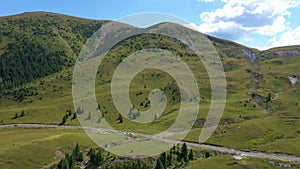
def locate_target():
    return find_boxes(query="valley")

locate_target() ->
[0,12,299,168]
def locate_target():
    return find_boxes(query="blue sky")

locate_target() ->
[1,0,300,50]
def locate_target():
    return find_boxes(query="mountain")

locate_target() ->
[0,11,299,160]
[0,12,299,90]
[0,12,107,90]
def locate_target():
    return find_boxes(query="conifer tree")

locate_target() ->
[13,112,18,119]
[61,115,67,124]
[188,149,194,161]
[160,152,167,168]
[181,143,188,162]
[20,110,25,117]
[118,113,123,123]
[167,151,172,166]
[71,112,77,120]
[155,158,165,169]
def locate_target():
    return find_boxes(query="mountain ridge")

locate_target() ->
[0,11,299,93]
[0,11,299,159]
[2,11,299,51]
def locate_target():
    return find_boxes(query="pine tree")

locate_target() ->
[266,93,272,103]
[20,110,25,117]
[66,109,72,116]
[68,154,74,169]
[176,144,180,153]
[128,109,133,119]
[181,143,188,162]
[65,153,72,169]
[74,143,80,155]
[118,113,123,123]
[155,158,165,169]
[168,151,172,166]
[95,150,103,166]
[77,152,83,162]
[71,112,77,120]
[58,158,67,169]
[136,159,143,169]
[176,152,182,162]
[64,158,70,169]
[72,143,83,162]
[88,147,93,156]
[205,152,210,158]
[89,148,96,163]
[188,149,194,160]
[172,145,176,152]
[97,116,102,123]
[61,115,67,124]
[13,112,18,119]
[86,111,91,120]
[160,152,167,168]
[76,107,83,115]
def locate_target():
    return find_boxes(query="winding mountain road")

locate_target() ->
[1,123,300,162]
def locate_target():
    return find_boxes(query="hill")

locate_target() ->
[0,12,299,168]
[0,12,106,90]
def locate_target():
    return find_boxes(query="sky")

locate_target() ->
[1,0,300,50]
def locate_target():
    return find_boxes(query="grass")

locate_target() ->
[188,154,299,169]
[0,128,95,169]
[0,12,300,168]
[0,69,78,125]
[184,116,300,156]
[0,31,299,156]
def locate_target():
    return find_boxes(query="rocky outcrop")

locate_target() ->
[266,106,273,113]
[248,93,264,106]
[248,93,273,113]
[288,75,299,86]
[258,49,300,58]
[246,69,264,89]
[275,50,299,57]
[243,49,256,63]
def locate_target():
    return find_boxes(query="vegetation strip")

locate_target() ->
[1,123,299,162]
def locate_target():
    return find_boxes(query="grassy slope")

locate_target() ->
[0,12,105,90]
[0,128,95,169]
[189,155,300,169]
[0,128,298,169]
[184,45,300,156]
[0,12,299,168]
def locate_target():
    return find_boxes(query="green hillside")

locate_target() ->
[0,12,299,168]
[0,12,106,90]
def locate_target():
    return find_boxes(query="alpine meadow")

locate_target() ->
[0,12,299,169]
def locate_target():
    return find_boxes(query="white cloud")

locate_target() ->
[193,0,300,41]
[267,26,300,47]
[184,23,201,32]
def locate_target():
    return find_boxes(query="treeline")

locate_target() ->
[50,143,83,169]
[103,159,152,169]
[48,143,196,169]
[0,12,105,91]
[0,39,71,90]
[4,86,38,102]
[154,143,194,169]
